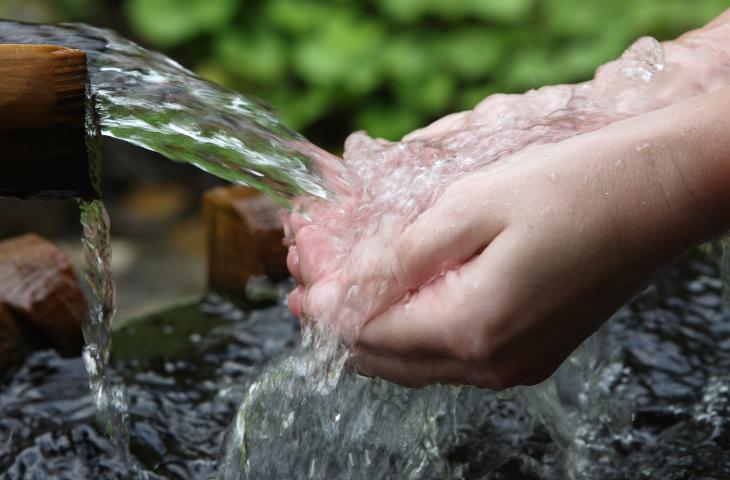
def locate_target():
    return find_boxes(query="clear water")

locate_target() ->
[78,199,131,467]
[2,252,730,479]
[0,20,331,206]
[1,18,730,480]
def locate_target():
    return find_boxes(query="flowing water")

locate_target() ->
[79,199,131,466]
[1,18,730,480]
[0,18,337,477]
[0,20,329,205]
[2,252,730,479]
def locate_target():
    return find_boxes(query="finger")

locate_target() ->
[299,272,343,328]
[390,173,507,290]
[295,225,340,284]
[353,348,468,388]
[332,174,507,332]
[357,229,517,360]
[352,347,500,389]
[402,111,470,142]
[289,140,350,197]
[287,286,303,318]
[287,245,303,285]
[285,208,311,238]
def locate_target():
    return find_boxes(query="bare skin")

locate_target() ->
[354,88,730,388]
[287,11,730,389]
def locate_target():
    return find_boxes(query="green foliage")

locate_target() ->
[126,0,239,47]
[41,0,730,145]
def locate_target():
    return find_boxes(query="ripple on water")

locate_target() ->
[1,252,729,479]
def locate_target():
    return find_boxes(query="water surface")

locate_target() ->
[2,252,730,479]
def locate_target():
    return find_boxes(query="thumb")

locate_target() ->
[335,175,506,332]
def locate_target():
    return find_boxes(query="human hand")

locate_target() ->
[284,9,730,388]
[287,87,730,389]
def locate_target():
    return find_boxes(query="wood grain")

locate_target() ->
[204,186,289,299]
[0,44,96,199]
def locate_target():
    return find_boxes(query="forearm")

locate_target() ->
[631,85,730,244]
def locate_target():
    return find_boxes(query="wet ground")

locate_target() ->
[1,249,729,479]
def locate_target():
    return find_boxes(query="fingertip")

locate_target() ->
[287,246,303,285]
[288,286,303,318]
[295,225,339,284]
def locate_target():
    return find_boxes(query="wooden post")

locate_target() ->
[204,186,289,298]
[0,44,96,199]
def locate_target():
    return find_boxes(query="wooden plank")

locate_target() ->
[0,44,96,199]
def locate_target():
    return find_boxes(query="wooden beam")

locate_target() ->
[0,44,96,200]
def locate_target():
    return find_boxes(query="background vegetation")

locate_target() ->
[0,0,726,316]
[1,0,727,148]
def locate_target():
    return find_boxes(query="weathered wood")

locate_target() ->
[0,233,88,357]
[0,44,96,199]
[204,186,288,298]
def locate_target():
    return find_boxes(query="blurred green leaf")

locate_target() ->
[215,29,287,83]
[264,0,336,35]
[438,29,505,79]
[381,34,436,81]
[394,74,454,114]
[292,13,385,93]
[466,0,534,23]
[126,0,238,47]
[267,88,332,131]
[355,105,422,140]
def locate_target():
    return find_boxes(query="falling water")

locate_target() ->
[0,20,330,206]
[1,17,730,480]
[78,199,131,465]
[0,18,338,474]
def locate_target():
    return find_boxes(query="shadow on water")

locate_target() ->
[2,249,730,479]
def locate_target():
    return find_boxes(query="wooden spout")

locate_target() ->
[0,44,96,200]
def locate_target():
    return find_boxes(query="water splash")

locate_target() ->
[220,327,456,480]
[2,18,729,480]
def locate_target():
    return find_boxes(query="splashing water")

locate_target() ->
[0,18,337,474]
[220,329,455,480]
[223,26,730,480]
[1,17,730,480]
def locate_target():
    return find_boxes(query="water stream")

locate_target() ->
[78,199,131,466]
[1,18,730,480]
